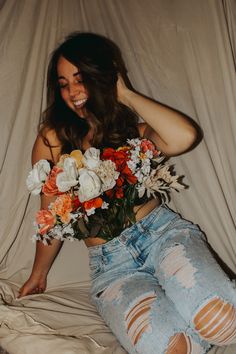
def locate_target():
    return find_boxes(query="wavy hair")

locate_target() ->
[40,32,139,153]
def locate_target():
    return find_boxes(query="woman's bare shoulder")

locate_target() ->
[31,128,62,165]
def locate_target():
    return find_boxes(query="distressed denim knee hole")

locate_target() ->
[165,332,203,354]
[194,296,236,345]
[125,292,157,346]
[96,278,126,301]
[96,290,104,298]
[160,243,197,289]
[166,333,187,354]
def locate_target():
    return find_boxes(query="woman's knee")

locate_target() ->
[193,297,236,345]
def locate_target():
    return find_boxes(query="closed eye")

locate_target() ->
[58,82,68,89]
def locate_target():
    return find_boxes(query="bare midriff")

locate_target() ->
[84,197,161,247]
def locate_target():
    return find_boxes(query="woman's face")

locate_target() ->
[57,56,88,117]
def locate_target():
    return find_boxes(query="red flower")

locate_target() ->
[72,196,81,211]
[114,151,129,171]
[84,197,103,210]
[102,148,130,172]
[116,176,124,187]
[105,189,114,199]
[101,148,116,162]
[115,187,124,199]
[120,165,137,184]
[103,146,136,190]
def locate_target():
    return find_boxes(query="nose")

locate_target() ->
[69,83,80,98]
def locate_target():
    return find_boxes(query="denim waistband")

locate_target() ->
[87,203,178,257]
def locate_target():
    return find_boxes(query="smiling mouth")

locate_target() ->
[73,98,88,108]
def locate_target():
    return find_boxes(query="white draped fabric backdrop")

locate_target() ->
[0,1,235,353]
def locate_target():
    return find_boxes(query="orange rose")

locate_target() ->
[84,197,103,210]
[42,166,63,196]
[36,209,56,235]
[52,194,73,223]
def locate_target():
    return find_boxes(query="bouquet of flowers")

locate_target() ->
[26,138,185,244]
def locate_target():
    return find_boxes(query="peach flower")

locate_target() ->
[57,150,83,169]
[141,139,159,157]
[70,150,84,169]
[51,194,73,223]
[36,209,56,235]
[57,154,70,168]
[42,166,63,196]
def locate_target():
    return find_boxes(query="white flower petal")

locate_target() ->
[95,160,119,192]
[26,159,50,194]
[101,201,109,209]
[56,157,79,192]
[56,171,78,192]
[63,157,79,179]
[86,207,96,216]
[78,169,102,202]
[83,147,101,170]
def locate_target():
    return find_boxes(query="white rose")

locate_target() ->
[56,157,78,192]
[83,147,101,170]
[78,168,102,202]
[26,159,50,195]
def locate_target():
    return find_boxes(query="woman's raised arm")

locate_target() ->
[117,75,197,156]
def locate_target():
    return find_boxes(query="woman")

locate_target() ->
[19,32,236,354]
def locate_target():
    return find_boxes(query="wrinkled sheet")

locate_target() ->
[0,281,235,354]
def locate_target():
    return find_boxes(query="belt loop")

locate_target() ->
[119,232,128,244]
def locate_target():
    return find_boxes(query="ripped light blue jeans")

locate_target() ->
[88,204,236,354]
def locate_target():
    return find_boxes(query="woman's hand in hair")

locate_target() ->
[116,74,132,108]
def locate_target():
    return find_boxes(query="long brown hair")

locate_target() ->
[40,32,139,153]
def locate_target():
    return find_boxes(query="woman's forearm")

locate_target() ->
[18,238,62,297]
[128,91,196,153]
[31,193,63,278]
[30,239,63,278]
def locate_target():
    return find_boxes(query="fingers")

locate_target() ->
[117,74,126,89]
[36,287,44,293]
[17,290,22,299]
[116,74,132,107]
[29,287,45,294]
[17,287,45,298]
